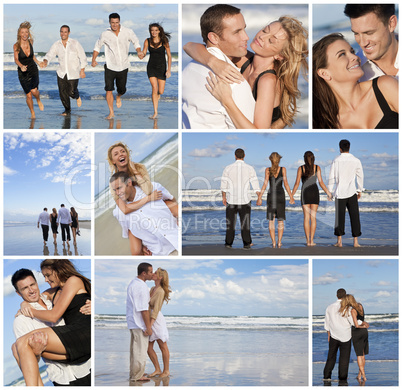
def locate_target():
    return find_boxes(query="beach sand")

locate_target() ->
[95,326,308,386]
[4,223,91,256]
[183,242,398,256]
[95,159,178,255]
[313,361,398,386]
[4,99,178,130]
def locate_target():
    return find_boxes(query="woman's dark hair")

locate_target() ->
[313,33,346,129]
[148,23,171,47]
[303,151,315,177]
[70,207,78,218]
[40,259,91,297]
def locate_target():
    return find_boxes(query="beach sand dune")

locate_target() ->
[95,158,178,255]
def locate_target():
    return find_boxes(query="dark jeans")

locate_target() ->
[335,194,361,237]
[53,372,91,386]
[60,223,71,242]
[225,203,251,246]
[57,75,79,111]
[41,224,49,242]
[323,337,351,382]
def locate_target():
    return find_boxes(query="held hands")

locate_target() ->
[289,196,295,205]
[143,326,152,336]
[79,299,91,315]
[39,61,47,69]
[138,52,145,60]
[209,57,244,84]
[206,72,233,104]
[256,197,262,206]
[20,301,34,318]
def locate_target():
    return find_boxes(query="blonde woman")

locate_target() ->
[257,153,294,247]
[147,268,171,378]
[340,294,369,382]
[184,16,308,129]
[13,21,44,118]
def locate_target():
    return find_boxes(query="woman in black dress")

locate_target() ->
[141,23,172,119]
[13,21,44,119]
[291,151,332,246]
[340,294,369,382]
[70,207,79,245]
[14,259,91,386]
[257,152,294,247]
[50,208,58,244]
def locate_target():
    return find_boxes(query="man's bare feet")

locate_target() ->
[353,238,361,247]
[116,95,122,108]
[310,242,317,246]
[148,370,162,377]
[135,376,150,381]
[38,101,44,111]
[159,371,170,378]
[30,112,36,119]
[77,97,82,107]
[334,242,342,247]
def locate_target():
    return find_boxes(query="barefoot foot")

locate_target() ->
[149,113,159,119]
[148,370,162,378]
[278,242,282,248]
[38,101,44,111]
[106,113,115,119]
[116,95,122,108]
[334,242,342,247]
[159,371,170,378]
[77,97,82,107]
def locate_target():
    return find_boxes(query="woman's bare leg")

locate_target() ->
[164,199,178,218]
[26,92,35,118]
[277,220,284,248]
[309,204,318,246]
[71,227,77,244]
[302,205,310,245]
[269,219,276,247]
[149,77,159,118]
[357,355,366,381]
[156,339,170,377]
[31,88,43,111]
[15,328,67,386]
[147,341,162,377]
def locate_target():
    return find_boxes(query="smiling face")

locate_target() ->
[60,27,70,41]
[41,267,61,289]
[150,26,160,39]
[110,18,120,33]
[320,39,364,83]
[15,276,40,303]
[350,12,395,62]
[110,177,133,202]
[111,146,129,171]
[19,28,29,41]
[213,13,249,58]
[251,21,288,59]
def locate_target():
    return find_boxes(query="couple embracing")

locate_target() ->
[126,263,171,382]
[183,4,307,129]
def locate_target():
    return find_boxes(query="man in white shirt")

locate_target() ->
[126,263,153,382]
[182,4,255,129]
[328,140,364,248]
[57,204,72,247]
[92,13,144,119]
[37,207,50,244]
[344,4,398,82]
[323,288,353,384]
[41,25,87,115]
[110,172,178,256]
[221,148,260,249]
[11,268,91,386]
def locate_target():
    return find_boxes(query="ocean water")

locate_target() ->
[95,134,178,219]
[95,315,308,386]
[3,222,91,256]
[4,52,178,129]
[313,313,398,385]
[182,189,398,247]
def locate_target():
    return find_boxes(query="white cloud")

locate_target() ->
[224,268,236,276]
[374,291,391,298]
[280,278,294,288]
[4,165,17,176]
[313,273,340,285]
[226,280,245,295]
[85,18,104,26]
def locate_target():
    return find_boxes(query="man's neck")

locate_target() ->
[137,276,146,282]
[206,42,235,62]
[126,187,136,202]
[371,36,398,75]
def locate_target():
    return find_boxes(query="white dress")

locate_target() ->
[149,286,169,343]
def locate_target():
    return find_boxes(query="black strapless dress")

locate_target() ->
[147,38,167,80]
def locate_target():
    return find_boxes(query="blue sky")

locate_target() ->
[94,132,176,196]
[182,4,308,67]
[3,259,91,385]
[95,259,308,317]
[313,259,398,315]
[4,4,178,53]
[4,132,91,222]
[182,133,398,191]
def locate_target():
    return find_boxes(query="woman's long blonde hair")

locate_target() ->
[269,152,282,176]
[156,267,172,304]
[339,294,363,317]
[275,16,308,127]
[15,21,34,52]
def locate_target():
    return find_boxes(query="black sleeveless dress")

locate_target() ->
[147,38,167,80]
[71,214,78,229]
[240,55,281,122]
[267,167,286,221]
[373,77,398,129]
[52,289,91,364]
[352,306,369,356]
[301,165,320,205]
[50,214,58,234]
[17,42,39,94]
